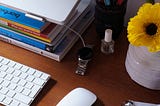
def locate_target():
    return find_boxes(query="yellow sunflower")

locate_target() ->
[127,3,160,52]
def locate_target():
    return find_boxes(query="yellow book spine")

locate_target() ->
[0,18,41,33]
[21,30,51,43]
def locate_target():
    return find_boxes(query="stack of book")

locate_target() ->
[0,0,95,61]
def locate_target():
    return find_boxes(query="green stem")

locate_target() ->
[146,0,155,4]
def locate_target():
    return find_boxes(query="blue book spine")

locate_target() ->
[0,5,46,30]
[0,27,46,50]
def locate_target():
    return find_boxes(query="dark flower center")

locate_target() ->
[146,23,158,35]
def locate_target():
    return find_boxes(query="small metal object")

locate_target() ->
[122,100,135,106]
[76,47,93,75]
[122,100,160,106]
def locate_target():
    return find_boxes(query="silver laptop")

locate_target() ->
[0,0,80,25]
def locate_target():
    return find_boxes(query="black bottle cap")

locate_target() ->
[78,47,93,60]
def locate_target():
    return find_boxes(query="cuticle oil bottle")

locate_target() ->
[101,29,114,54]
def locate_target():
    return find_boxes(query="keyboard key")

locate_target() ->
[7,90,16,98]
[19,73,28,79]
[15,86,23,93]
[5,74,13,81]
[14,93,32,105]
[1,80,10,87]
[34,71,42,78]
[41,73,50,80]
[0,95,5,101]
[0,72,7,78]
[33,78,45,86]
[26,75,34,82]
[11,77,20,83]
[8,83,17,90]
[18,79,27,86]
[25,82,33,89]
[0,57,3,62]
[0,87,9,94]
[29,85,41,98]
[14,63,22,70]
[1,59,9,65]
[32,85,41,92]
[3,97,12,105]
[0,78,4,84]
[8,61,16,67]
[22,88,31,96]
[27,68,35,75]
[13,70,21,77]
[19,103,29,106]
[6,67,14,74]
[0,65,8,71]
[20,66,29,73]
[10,100,20,106]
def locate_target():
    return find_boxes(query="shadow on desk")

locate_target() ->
[93,98,105,106]
[31,78,57,106]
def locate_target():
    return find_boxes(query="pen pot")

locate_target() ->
[94,0,128,40]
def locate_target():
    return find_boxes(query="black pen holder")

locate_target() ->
[95,0,128,40]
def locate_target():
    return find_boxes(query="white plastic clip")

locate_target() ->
[25,13,44,22]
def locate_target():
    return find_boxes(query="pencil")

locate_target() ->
[104,0,111,6]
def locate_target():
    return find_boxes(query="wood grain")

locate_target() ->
[0,23,159,106]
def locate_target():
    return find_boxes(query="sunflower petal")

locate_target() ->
[127,3,160,52]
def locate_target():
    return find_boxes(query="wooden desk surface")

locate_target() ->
[0,23,159,106]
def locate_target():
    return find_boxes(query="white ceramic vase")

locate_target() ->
[125,44,160,90]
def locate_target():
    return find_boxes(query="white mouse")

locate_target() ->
[56,87,97,106]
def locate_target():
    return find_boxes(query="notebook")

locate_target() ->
[0,0,80,25]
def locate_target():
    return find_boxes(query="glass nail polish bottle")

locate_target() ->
[76,47,93,75]
[101,29,114,54]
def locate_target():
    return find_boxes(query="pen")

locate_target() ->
[117,0,123,5]
[104,0,111,6]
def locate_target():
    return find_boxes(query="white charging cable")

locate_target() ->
[62,24,86,47]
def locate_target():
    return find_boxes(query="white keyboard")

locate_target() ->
[0,56,50,106]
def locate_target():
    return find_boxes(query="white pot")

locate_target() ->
[125,44,160,90]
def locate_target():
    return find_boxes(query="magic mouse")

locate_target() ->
[56,87,97,106]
